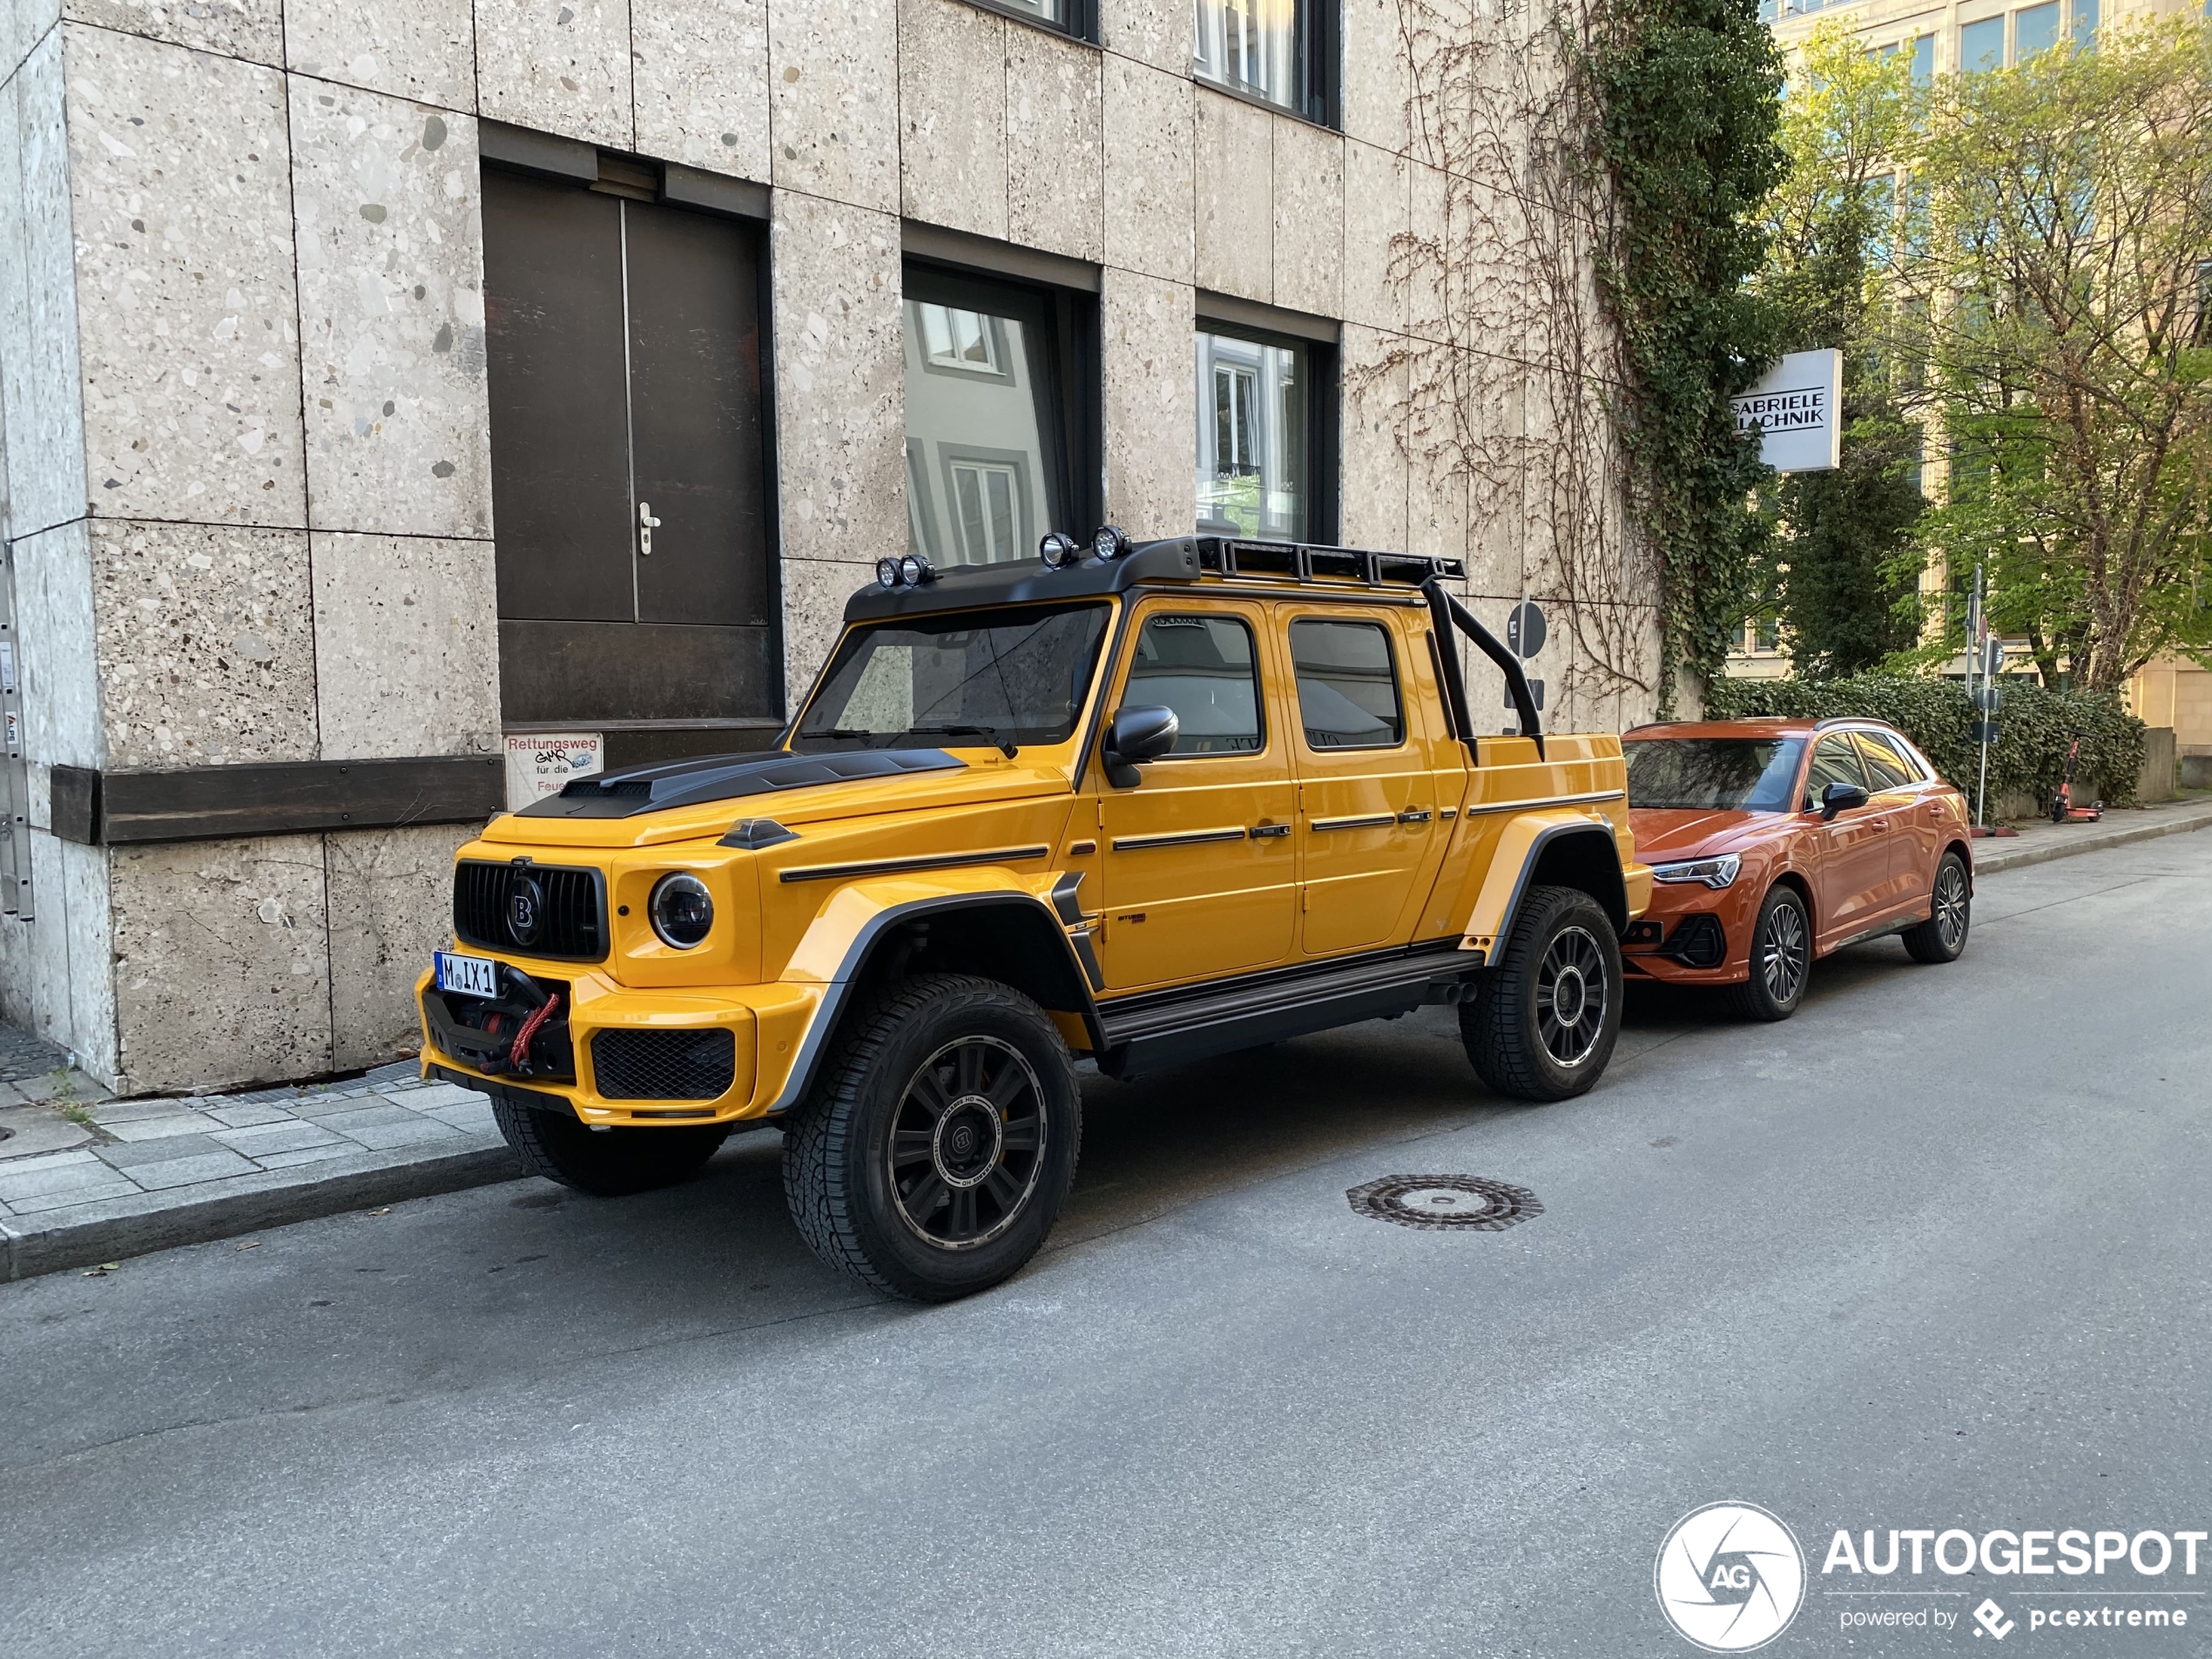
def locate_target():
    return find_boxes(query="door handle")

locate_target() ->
[1251,822,1290,839]
[1397,808,1432,825]
[637,500,662,556]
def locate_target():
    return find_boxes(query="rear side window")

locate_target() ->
[1855,731,1920,789]
[1126,614,1263,755]
[1804,733,1868,807]
[1289,618,1405,750]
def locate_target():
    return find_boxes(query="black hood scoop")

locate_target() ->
[517,748,967,819]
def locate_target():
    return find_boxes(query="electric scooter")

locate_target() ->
[2050,731,2104,824]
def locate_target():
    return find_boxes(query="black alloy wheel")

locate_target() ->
[783,974,1080,1302]
[1461,884,1625,1102]
[1730,884,1811,1022]
[1903,851,1972,964]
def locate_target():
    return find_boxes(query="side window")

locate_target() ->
[1855,732,1918,790]
[1289,619,1405,750]
[1804,734,1869,808]
[1126,614,1264,756]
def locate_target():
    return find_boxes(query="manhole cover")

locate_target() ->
[1346,1174,1542,1232]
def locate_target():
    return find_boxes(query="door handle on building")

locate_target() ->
[638,500,662,556]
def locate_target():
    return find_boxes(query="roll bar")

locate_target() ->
[1420,577,1545,759]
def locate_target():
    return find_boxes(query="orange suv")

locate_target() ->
[1620,718,1973,1019]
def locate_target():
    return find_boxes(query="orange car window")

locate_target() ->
[1855,732,1916,791]
[1804,734,1867,807]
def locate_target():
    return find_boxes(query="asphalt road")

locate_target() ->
[4,839,2208,1658]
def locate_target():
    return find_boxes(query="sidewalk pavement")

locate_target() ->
[4,790,2209,1282]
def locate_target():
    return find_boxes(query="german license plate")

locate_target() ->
[434,950,499,999]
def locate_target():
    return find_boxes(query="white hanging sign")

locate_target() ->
[505,732,604,809]
[1730,348,1843,474]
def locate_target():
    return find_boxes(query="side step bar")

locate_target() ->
[1095,943,1485,1080]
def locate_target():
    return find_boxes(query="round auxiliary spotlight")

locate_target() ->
[899,552,934,585]
[875,556,903,589]
[1039,531,1082,570]
[1089,524,1133,562]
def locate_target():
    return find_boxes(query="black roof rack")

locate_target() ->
[843,537,1468,622]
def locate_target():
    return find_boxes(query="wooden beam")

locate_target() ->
[47,757,505,846]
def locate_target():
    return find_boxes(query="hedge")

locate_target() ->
[1702,672,2146,811]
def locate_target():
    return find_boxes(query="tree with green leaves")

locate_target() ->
[1752,23,1927,679]
[1899,18,2212,691]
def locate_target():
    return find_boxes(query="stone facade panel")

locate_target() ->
[3,0,61,89]
[897,0,1007,239]
[1338,324,1406,554]
[768,0,899,213]
[1193,89,1270,301]
[474,0,635,150]
[286,0,477,111]
[63,0,282,69]
[311,530,499,759]
[1102,266,1194,537]
[632,0,772,184]
[1101,57,1191,287]
[64,26,306,528]
[1100,0,1190,76]
[1340,0,1408,156]
[110,833,333,1092]
[326,821,470,1069]
[11,518,102,768]
[91,518,319,767]
[293,80,492,539]
[1006,27,1102,263]
[1341,138,1406,333]
[2,33,89,540]
[780,556,863,710]
[1271,117,1341,319]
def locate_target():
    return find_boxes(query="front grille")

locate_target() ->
[454,860,606,961]
[590,1028,738,1101]
[1660,914,1727,968]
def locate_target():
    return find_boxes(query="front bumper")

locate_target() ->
[417,964,784,1126]
[1621,907,1740,981]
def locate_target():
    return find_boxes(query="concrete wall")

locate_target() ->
[1,0,1656,1093]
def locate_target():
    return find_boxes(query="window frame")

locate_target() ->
[901,260,1103,563]
[1192,0,1340,129]
[1124,610,1270,760]
[1193,315,1340,546]
[1287,615,1407,754]
[949,0,1099,47]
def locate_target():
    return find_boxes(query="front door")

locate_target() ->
[1853,729,1934,916]
[1284,608,1444,957]
[1804,732,1889,941]
[1095,601,1298,992]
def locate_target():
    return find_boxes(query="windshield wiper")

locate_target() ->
[908,724,1018,759]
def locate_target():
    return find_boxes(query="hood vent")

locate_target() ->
[517,747,967,819]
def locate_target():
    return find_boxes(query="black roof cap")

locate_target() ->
[842,537,1467,622]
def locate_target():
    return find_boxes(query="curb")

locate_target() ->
[0,1142,523,1282]
[1973,801,2212,875]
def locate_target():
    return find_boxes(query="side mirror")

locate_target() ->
[1821,781,1870,821]
[1103,704,1179,788]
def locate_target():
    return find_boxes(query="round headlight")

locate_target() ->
[1039,531,1081,570]
[649,873,714,948]
[899,552,934,585]
[1090,524,1131,562]
[875,556,902,589]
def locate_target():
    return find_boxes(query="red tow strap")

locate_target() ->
[509,992,562,1071]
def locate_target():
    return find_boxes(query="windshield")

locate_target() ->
[792,603,1111,752]
[1624,736,1805,812]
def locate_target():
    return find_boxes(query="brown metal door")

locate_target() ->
[482,168,776,732]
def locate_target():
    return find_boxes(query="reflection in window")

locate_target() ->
[1912,32,1934,82]
[1804,734,1869,806]
[1128,615,1264,755]
[1289,619,1404,750]
[1196,330,1307,542]
[993,0,1062,23]
[904,297,1050,566]
[1959,15,2005,71]
[2073,0,2097,45]
[2014,1,2060,57]
[1194,0,1296,110]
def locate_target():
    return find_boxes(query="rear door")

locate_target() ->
[1094,599,1298,991]
[1285,607,1447,957]
[1804,732,1887,942]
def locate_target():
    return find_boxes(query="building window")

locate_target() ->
[1912,32,1934,81]
[2072,0,2097,45]
[2014,0,2060,58]
[1959,15,2005,71]
[1193,0,1338,125]
[1197,326,1337,543]
[902,265,1100,567]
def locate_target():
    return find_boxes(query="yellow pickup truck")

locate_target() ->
[419,532,1651,1299]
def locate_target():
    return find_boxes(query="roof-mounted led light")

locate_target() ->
[1089,524,1133,562]
[875,556,902,589]
[899,553,934,585]
[1039,531,1082,570]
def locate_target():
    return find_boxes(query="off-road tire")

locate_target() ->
[1902,851,1972,964]
[1728,883,1812,1022]
[781,974,1080,1303]
[1460,885,1624,1102]
[491,1097,727,1197]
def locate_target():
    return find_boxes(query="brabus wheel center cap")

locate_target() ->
[1346,1174,1544,1232]
[933,1097,1004,1190]
[1552,967,1588,1025]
